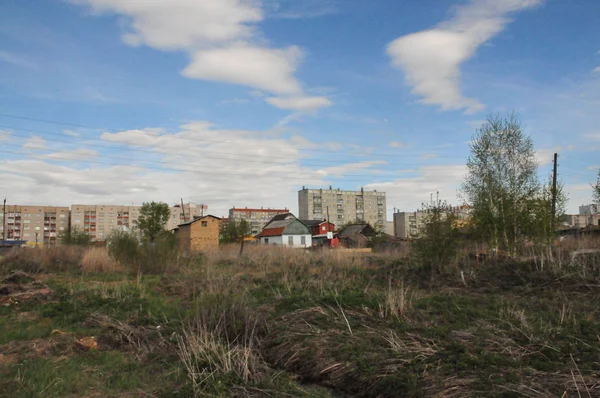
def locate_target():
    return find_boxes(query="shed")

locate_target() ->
[338,224,375,248]
[174,215,220,253]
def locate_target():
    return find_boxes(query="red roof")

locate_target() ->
[258,227,286,237]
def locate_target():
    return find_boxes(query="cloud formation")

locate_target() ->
[266,95,333,111]
[389,141,409,149]
[387,0,542,113]
[76,0,330,111]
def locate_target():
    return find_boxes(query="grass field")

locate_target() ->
[1,244,599,397]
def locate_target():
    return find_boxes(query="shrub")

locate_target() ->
[81,247,121,273]
[106,230,178,274]
[59,228,91,246]
[106,230,140,268]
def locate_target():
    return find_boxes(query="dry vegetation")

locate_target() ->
[1,240,599,397]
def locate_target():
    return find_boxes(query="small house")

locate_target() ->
[258,213,312,247]
[174,215,220,253]
[338,224,375,248]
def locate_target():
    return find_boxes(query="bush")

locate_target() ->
[106,230,178,274]
[81,247,121,273]
[412,194,461,284]
[59,228,91,246]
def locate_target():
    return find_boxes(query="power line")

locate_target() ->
[0,148,468,183]
[0,113,467,158]
[0,125,471,168]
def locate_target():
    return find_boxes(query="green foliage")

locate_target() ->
[528,173,568,243]
[412,193,461,281]
[594,168,600,205]
[220,219,251,244]
[135,201,170,242]
[106,230,139,266]
[461,113,540,253]
[59,227,91,246]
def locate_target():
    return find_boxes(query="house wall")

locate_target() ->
[260,236,283,245]
[260,234,311,247]
[189,217,220,251]
[176,225,191,252]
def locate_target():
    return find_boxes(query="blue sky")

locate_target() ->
[0,0,599,217]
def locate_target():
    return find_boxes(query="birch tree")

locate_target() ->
[461,113,539,253]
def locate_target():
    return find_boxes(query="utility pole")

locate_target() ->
[180,198,186,222]
[326,206,330,223]
[2,197,6,242]
[551,153,558,232]
[35,232,38,248]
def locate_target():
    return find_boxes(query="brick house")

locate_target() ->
[174,215,220,253]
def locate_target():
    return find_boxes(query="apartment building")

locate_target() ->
[298,187,387,229]
[393,205,471,239]
[70,203,205,241]
[565,214,600,228]
[0,205,70,246]
[579,204,599,215]
[229,207,289,235]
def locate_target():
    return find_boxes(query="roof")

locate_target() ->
[339,224,375,237]
[300,219,326,227]
[230,207,288,213]
[177,214,220,227]
[269,213,296,222]
[259,227,286,237]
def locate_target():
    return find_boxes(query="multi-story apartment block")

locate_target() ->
[70,203,205,241]
[393,205,471,239]
[579,204,599,215]
[298,187,387,229]
[228,207,289,235]
[565,214,600,228]
[0,205,70,246]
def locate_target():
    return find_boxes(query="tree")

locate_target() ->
[529,173,568,243]
[412,193,461,284]
[135,201,170,243]
[461,113,540,254]
[59,227,91,246]
[594,169,600,206]
[220,219,251,256]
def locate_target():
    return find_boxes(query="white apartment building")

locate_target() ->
[298,187,386,229]
[70,203,205,241]
[393,205,472,239]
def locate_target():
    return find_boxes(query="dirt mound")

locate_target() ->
[0,270,54,305]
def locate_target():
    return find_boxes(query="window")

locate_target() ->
[24,220,30,224]
[288,236,294,246]
[59,214,66,219]
[264,238,269,244]
[322,225,326,231]
[201,221,208,227]
[24,226,30,231]
[301,236,306,246]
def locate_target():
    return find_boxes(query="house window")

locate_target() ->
[288,236,294,246]
[201,221,208,227]
[264,238,269,244]
[301,236,306,246]
[322,225,326,231]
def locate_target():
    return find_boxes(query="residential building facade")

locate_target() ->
[228,207,289,235]
[565,214,600,228]
[298,187,387,230]
[258,213,312,247]
[0,205,70,246]
[70,203,204,241]
[393,205,472,239]
[579,204,599,215]
[175,215,220,253]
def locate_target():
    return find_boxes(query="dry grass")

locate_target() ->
[80,247,121,273]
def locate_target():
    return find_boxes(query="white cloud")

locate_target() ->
[535,146,560,166]
[389,141,409,149]
[63,129,82,137]
[266,95,332,111]
[43,148,99,161]
[584,132,600,141]
[22,136,47,150]
[594,66,600,73]
[366,165,467,214]
[76,0,330,110]
[386,0,542,113]
[420,153,439,159]
[183,45,303,95]
[0,50,38,70]
[316,161,386,177]
[0,130,11,141]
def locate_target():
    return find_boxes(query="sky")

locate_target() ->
[1,0,599,218]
